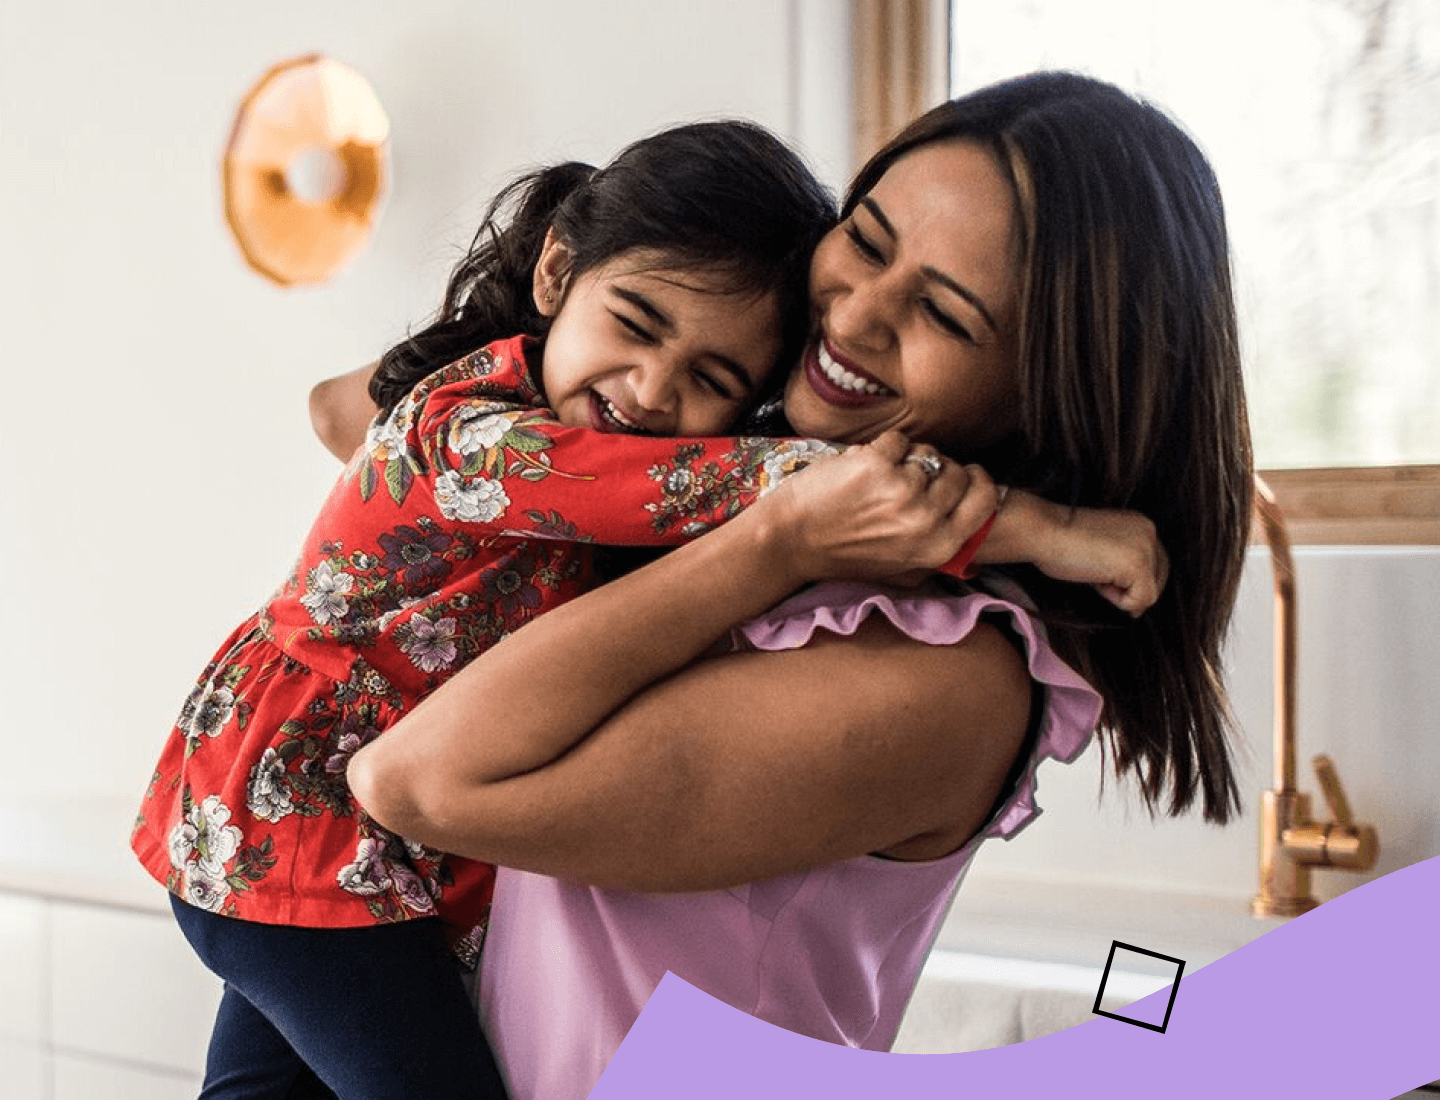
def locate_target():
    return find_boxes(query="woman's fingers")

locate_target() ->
[769,437,1173,611]
[900,442,946,488]
[882,441,1001,555]
[761,432,1006,583]
[950,463,999,538]
[1029,507,1169,617]
[868,430,913,465]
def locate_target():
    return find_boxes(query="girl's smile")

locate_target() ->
[587,389,653,434]
[534,235,783,438]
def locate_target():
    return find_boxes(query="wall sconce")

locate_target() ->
[223,55,390,287]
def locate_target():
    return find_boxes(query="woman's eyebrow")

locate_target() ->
[921,266,1000,335]
[857,196,1000,336]
[858,196,898,241]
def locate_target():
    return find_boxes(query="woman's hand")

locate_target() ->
[755,431,998,585]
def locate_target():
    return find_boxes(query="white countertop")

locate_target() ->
[3,793,1295,971]
[938,866,1289,974]
[0,794,168,913]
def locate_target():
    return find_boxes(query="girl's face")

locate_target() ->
[784,139,1023,455]
[536,236,782,437]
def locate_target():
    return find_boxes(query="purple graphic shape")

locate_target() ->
[588,856,1439,1100]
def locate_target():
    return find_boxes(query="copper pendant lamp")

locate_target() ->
[223,55,390,286]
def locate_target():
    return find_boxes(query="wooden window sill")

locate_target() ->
[1255,466,1440,545]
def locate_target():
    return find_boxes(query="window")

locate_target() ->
[847,0,1439,541]
[948,0,1439,471]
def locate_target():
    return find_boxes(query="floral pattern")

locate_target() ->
[166,789,276,913]
[434,471,510,523]
[299,560,355,625]
[395,613,459,673]
[644,437,837,536]
[133,335,977,955]
[376,522,456,590]
[246,748,294,822]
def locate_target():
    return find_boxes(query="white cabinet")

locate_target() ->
[0,889,215,1099]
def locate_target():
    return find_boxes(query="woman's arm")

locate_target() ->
[309,362,379,460]
[348,434,1032,889]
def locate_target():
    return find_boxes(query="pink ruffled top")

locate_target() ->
[476,581,1103,1100]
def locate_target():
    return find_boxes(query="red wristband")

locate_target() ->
[940,510,997,580]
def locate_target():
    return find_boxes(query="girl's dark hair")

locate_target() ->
[849,72,1254,824]
[371,121,836,411]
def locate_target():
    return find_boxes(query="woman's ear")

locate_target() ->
[533,227,575,318]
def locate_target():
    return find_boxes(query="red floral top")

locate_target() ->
[131,335,982,964]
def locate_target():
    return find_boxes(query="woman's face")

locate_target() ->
[783,139,1022,454]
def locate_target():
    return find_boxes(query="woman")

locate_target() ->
[343,72,1252,1099]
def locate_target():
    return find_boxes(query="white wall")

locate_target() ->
[1,1,1434,910]
[0,0,848,805]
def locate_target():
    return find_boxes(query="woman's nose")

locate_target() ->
[824,272,896,351]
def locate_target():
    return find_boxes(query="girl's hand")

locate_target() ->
[989,493,1169,615]
[310,362,380,461]
[756,431,997,584]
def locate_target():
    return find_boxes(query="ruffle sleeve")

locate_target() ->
[733,580,1103,841]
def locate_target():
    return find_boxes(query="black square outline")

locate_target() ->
[1091,939,1185,1034]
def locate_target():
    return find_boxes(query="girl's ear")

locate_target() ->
[533,227,575,318]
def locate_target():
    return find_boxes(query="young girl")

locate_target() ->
[133,121,1159,1100]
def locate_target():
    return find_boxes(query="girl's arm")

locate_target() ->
[348,433,1033,889]
[308,359,1166,610]
[310,362,380,461]
[351,343,1000,574]
[976,491,1168,616]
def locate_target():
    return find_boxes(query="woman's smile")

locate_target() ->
[783,139,1022,453]
[803,338,894,406]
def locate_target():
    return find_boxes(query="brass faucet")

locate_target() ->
[1251,475,1379,918]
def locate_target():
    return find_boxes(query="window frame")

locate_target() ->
[849,0,1440,545]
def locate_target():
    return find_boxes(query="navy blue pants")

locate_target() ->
[171,897,508,1100]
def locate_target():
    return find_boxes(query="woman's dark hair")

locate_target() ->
[849,72,1254,824]
[371,120,835,411]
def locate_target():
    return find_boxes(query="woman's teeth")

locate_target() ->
[818,343,886,395]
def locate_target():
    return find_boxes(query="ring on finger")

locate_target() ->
[904,452,945,484]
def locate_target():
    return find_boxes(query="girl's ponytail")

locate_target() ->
[370,162,595,411]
